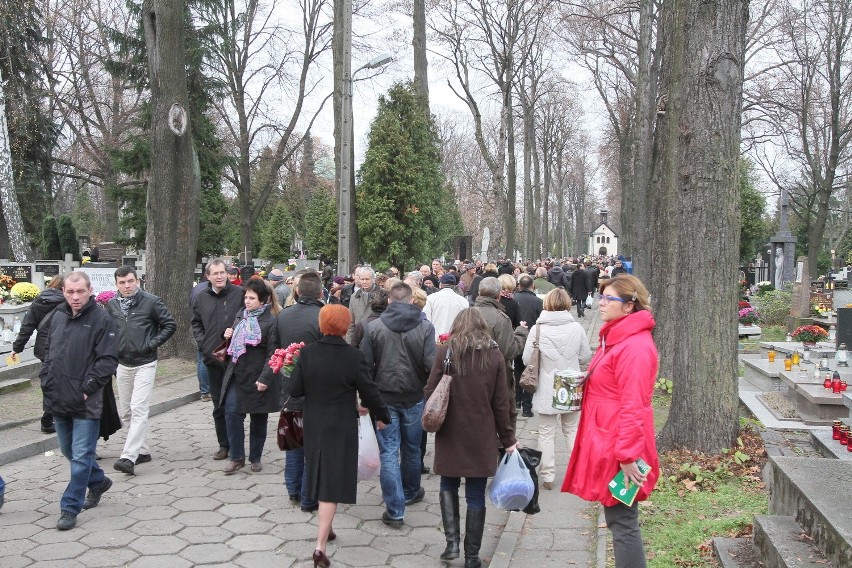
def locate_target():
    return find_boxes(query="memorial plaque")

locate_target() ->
[35,263,60,277]
[0,265,32,283]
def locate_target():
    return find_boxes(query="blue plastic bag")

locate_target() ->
[488,451,534,510]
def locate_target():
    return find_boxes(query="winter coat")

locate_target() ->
[271,297,324,411]
[106,290,176,367]
[423,287,469,337]
[40,297,119,419]
[570,269,592,303]
[522,310,591,415]
[425,344,516,478]
[562,310,659,506]
[499,296,521,328]
[532,277,555,295]
[288,336,390,503]
[360,302,436,403]
[13,287,65,361]
[346,285,376,343]
[513,289,543,327]
[220,308,282,414]
[547,267,569,289]
[191,281,244,367]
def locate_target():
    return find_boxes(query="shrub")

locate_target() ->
[753,289,792,326]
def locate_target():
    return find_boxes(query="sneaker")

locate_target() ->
[381,511,404,528]
[200,393,212,402]
[83,477,112,510]
[114,458,135,475]
[405,486,425,506]
[212,448,229,460]
[135,454,152,465]
[56,511,77,530]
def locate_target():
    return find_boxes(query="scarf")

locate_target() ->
[118,289,139,315]
[227,304,268,363]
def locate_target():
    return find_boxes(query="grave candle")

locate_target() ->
[784,356,792,371]
[833,420,843,440]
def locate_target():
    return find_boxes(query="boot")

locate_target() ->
[463,507,486,568]
[439,491,460,560]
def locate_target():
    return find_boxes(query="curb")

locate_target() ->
[489,510,526,568]
[0,390,200,467]
[596,508,607,567]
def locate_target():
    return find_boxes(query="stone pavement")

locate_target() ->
[0,303,603,567]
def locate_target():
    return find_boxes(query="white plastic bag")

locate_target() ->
[585,293,593,308]
[488,451,534,510]
[357,414,381,480]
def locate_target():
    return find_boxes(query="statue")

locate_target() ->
[774,247,784,290]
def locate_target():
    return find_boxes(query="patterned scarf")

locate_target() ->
[118,289,139,315]
[227,304,268,363]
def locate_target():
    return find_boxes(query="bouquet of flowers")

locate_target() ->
[438,333,452,344]
[10,282,39,302]
[95,290,116,306]
[268,341,305,376]
[0,275,17,301]
[756,281,774,294]
[738,300,752,310]
[738,307,760,325]
[791,325,829,344]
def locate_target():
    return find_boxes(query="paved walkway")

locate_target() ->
[0,303,603,567]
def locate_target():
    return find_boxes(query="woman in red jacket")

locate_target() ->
[562,274,659,568]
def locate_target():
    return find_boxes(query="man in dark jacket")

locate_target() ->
[361,282,436,528]
[571,263,592,318]
[191,258,244,460]
[41,271,119,530]
[513,275,542,417]
[12,276,66,432]
[272,271,324,512]
[547,265,569,290]
[107,266,176,475]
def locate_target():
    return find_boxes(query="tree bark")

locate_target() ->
[412,0,429,106]
[0,68,33,262]
[143,0,199,359]
[653,0,748,453]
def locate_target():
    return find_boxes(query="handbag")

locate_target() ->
[211,316,241,364]
[422,349,453,433]
[519,324,541,393]
[276,409,304,451]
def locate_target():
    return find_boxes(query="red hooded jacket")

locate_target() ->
[562,309,660,506]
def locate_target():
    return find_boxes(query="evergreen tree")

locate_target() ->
[258,203,295,262]
[57,215,80,261]
[739,160,770,263]
[356,82,459,270]
[41,215,61,259]
[305,189,338,260]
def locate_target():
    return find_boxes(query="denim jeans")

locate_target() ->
[284,447,317,509]
[376,401,423,519]
[54,416,105,515]
[440,476,487,510]
[223,385,267,462]
[197,351,210,395]
[205,364,229,450]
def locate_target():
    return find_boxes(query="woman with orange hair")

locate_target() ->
[288,304,391,567]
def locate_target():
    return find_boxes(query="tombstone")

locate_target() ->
[770,188,797,290]
[35,262,61,279]
[788,256,812,331]
[0,264,33,284]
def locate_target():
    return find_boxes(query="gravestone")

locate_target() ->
[770,188,797,290]
[788,256,811,332]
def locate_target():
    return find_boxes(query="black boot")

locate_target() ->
[463,507,486,568]
[439,491,460,560]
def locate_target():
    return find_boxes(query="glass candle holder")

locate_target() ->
[833,420,843,439]
[842,381,848,391]
[768,348,776,363]
[840,427,849,445]
[825,375,833,389]
[833,379,843,394]
[846,440,852,452]
[792,351,801,366]
[784,357,793,371]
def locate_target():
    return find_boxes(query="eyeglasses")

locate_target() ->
[599,294,628,305]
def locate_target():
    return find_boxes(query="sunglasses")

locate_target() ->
[599,294,627,305]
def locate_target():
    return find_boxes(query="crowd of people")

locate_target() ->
[3,251,656,568]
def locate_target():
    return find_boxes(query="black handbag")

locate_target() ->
[276,409,304,451]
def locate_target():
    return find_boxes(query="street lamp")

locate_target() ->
[336,51,394,278]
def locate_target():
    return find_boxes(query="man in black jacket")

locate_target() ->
[570,263,592,318]
[191,258,244,460]
[41,271,119,530]
[107,266,176,475]
[361,282,435,528]
[272,271,324,511]
[513,274,542,417]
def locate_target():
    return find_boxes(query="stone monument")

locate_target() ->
[771,187,797,290]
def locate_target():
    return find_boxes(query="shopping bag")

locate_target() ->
[488,450,534,511]
[585,293,593,308]
[498,447,541,515]
[357,414,381,480]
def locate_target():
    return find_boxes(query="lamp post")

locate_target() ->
[336,41,393,278]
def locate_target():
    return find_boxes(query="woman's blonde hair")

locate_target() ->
[411,287,427,310]
[497,274,517,292]
[265,281,282,315]
[543,287,571,311]
[599,274,652,312]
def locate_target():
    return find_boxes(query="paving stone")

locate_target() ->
[0,555,31,568]
[128,534,188,555]
[269,521,320,542]
[127,555,193,568]
[26,560,86,568]
[75,547,139,567]
[221,517,276,535]
[217,503,267,518]
[128,518,185,536]
[332,545,390,566]
[3,536,38,555]
[173,510,228,527]
[126,505,180,521]
[171,496,222,512]
[29,525,81,544]
[176,525,234,544]
[168,485,217,498]
[179,542,238,564]
[80,529,137,548]
[0,522,42,540]
[372,534,427,555]
[0,510,43,526]
[25,541,87,561]
[212,488,260,503]
[232,549,299,568]
[78,514,136,531]
[226,533,281,552]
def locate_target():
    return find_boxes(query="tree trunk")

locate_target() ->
[0,68,33,262]
[412,0,429,107]
[653,0,748,453]
[505,86,517,260]
[143,0,200,359]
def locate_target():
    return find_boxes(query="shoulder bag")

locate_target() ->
[211,316,241,364]
[277,397,304,451]
[422,349,453,433]
[519,324,541,393]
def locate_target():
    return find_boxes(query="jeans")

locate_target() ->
[604,502,647,568]
[54,416,106,515]
[284,447,317,509]
[116,361,157,461]
[440,476,487,510]
[538,412,580,483]
[223,385,267,462]
[197,351,210,395]
[376,401,424,519]
[205,364,229,450]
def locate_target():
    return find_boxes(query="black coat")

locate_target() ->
[269,297,324,411]
[513,289,543,327]
[499,296,521,328]
[13,288,65,360]
[191,281,244,367]
[221,309,281,414]
[288,336,390,504]
[571,268,592,301]
[106,290,176,367]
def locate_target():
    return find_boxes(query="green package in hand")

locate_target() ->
[608,458,651,507]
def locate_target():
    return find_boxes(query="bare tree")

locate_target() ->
[0,67,32,261]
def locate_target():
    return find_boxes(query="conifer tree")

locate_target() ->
[41,216,61,259]
[57,215,80,261]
